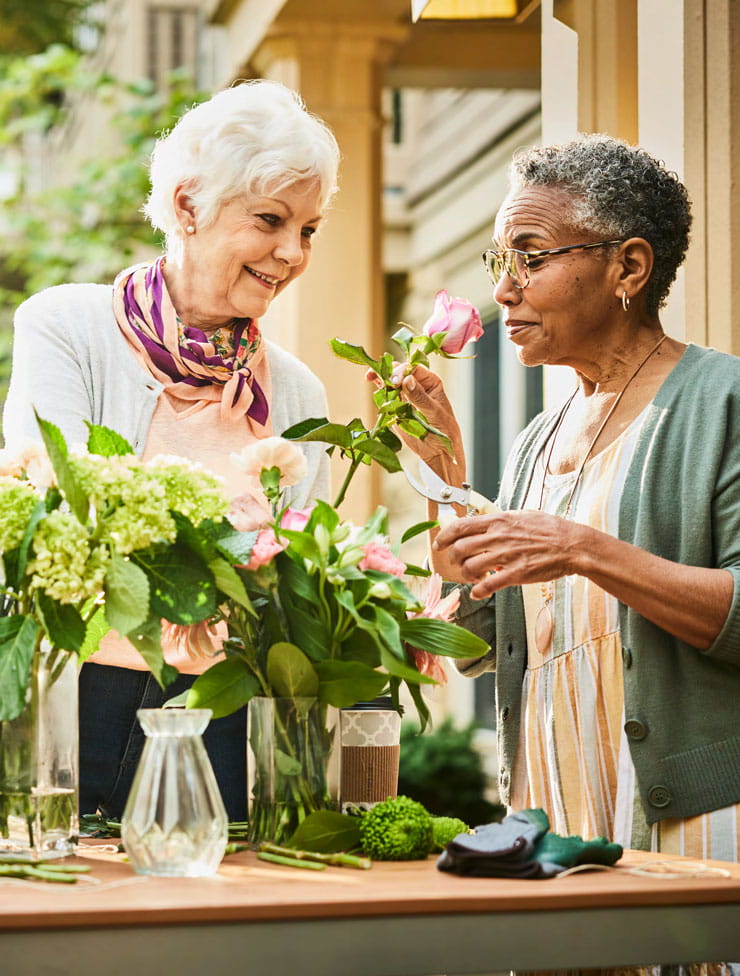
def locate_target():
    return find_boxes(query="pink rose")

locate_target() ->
[422,290,483,354]
[243,529,286,570]
[359,542,406,577]
[280,507,312,532]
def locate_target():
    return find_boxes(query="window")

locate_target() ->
[147,6,200,89]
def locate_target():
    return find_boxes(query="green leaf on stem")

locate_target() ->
[400,618,490,659]
[287,811,362,853]
[275,749,302,776]
[8,498,47,589]
[401,520,438,544]
[85,422,135,457]
[379,642,436,684]
[287,421,353,450]
[329,338,379,371]
[35,593,86,652]
[391,325,415,355]
[215,527,259,566]
[267,642,319,698]
[208,555,255,613]
[353,438,403,473]
[34,412,89,525]
[0,614,39,722]
[78,605,109,662]
[126,616,178,689]
[315,659,388,707]
[187,657,260,718]
[377,428,403,453]
[133,543,215,624]
[104,552,149,636]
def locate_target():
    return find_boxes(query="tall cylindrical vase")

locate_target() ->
[0,647,79,859]
[247,697,340,846]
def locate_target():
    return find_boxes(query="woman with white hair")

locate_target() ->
[3,79,341,821]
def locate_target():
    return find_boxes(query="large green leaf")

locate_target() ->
[283,420,351,449]
[133,543,215,624]
[104,552,149,636]
[4,498,46,590]
[35,593,86,652]
[353,438,402,473]
[34,412,89,524]
[400,618,490,659]
[0,615,39,721]
[215,527,259,566]
[401,520,437,544]
[266,642,319,698]
[287,811,361,853]
[315,659,387,707]
[187,657,260,719]
[379,641,436,685]
[329,338,379,371]
[85,422,135,457]
[126,615,178,689]
[208,555,255,613]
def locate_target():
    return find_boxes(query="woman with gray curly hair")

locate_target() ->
[394,133,740,870]
[3,79,340,821]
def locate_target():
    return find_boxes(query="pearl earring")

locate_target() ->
[186,225,195,235]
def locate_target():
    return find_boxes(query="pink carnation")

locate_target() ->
[243,529,287,570]
[359,542,406,577]
[422,290,483,354]
[280,507,312,532]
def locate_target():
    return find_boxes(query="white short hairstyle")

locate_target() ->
[144,79,341,263]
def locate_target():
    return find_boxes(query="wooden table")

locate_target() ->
[1,845,739,975]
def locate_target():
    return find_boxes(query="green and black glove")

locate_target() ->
[436,808,622,879]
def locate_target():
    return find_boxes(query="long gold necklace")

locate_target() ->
[533,332,667,655]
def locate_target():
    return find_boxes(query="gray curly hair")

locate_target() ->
[508,134,691,315]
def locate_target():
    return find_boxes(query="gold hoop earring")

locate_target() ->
[622,291,630,312]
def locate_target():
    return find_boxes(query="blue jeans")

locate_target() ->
[79,663,247,821]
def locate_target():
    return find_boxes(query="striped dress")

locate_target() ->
[513,406,740,860]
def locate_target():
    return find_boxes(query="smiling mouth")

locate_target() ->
[245,266,280,286]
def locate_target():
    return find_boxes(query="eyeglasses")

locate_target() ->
[481,240,625,290]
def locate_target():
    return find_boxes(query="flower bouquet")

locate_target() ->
[185,290,488,845]
[0,415,232,855]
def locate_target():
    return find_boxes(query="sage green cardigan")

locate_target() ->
[457,343,740,824]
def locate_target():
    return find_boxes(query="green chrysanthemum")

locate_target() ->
[27,511,109,604]
[0,476,41,554]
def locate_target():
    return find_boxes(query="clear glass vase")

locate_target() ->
[248,697,340,846]
[0,646,79,860]
[121,709,228,877]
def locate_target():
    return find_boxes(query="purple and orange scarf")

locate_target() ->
[113,257,271,427]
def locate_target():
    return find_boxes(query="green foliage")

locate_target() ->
[0,0,96,56]
[0,46,209,404]
[358,795,433,861]
[398,718,504,826]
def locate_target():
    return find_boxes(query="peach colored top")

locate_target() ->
[88,391,270,674]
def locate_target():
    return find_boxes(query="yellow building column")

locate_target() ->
[253,22,408,522]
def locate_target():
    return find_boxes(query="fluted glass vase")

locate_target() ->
[0,646,79,860]
[247,697,340,846]
[121,709,228,877]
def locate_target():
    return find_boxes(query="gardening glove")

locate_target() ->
[436,808,550,878]
[436,808,622,879]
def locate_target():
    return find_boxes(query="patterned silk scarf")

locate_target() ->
[112,257,271,427]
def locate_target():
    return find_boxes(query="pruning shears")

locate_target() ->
[402,459,482,519]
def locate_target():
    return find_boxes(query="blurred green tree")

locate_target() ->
[0,0,95,55]
[0,44,208,404]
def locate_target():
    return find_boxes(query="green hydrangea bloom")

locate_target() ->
[27,511,109,604]
[0,477,40,554]
[144,456,229,525]
[359,795,433,861]
[70,456,176,554]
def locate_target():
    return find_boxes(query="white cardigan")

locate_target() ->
[3,282,330,508]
